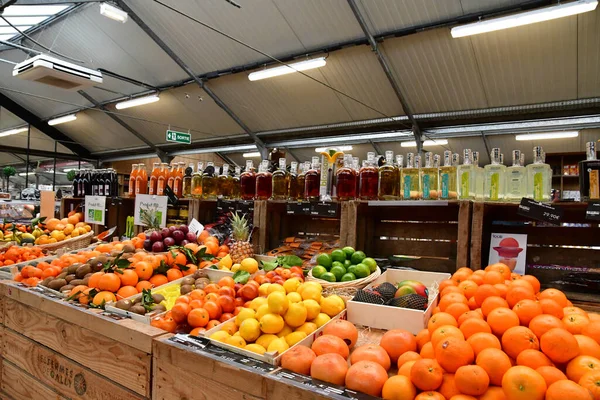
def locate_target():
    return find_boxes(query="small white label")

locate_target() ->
[134,194,168,228]
[187,218,204,235]
[84,195,106,225]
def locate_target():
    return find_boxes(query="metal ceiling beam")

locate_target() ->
[285,148,301,163]
[0,92,91,157]
[0,144,91,160]
[116,0,268,159]
[369,140,383,156]
[216,152,239,168]
[0,1,17,13]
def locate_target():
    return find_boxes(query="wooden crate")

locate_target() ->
[470,202,600,304]
[0,282,166,400]
[353,201,472,273]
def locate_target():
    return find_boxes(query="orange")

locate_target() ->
[476,348,511,386]
[118,269,138,287]
[486,263,512,280]
[481,296,509,317]
[166,268,183,282]
[493,283,509,299]
[398,360,417,378]
[513,299,543,326]
[431,325,464,348]
[506,285,536,308]
[502,366,547,400]
[578,370,600,400]
[564,314,591,335]
[566,355,600,382]
[88,271,104,289]
[280,346,316,375]
[428,312,457,334]
[187,308,209,327]
[520,275,541,293]
[439,293,469,312]
[323,320,359,348]
[189,327,205,336]
[452,268,472,284]
[483,270,504,285]
[516,349,553,370]
[459,318,491,339]
[438,373,460,400]
[420,342,435,359]
[136,280,152,292]
[582,321,600,344]
[536,366,567,388]
[458,280,478,299]
[149,274,169,287]
[166,250,187,267]
[134,261,153,280]
[474,284,500,307]
[416,329,431,351]
[98,273,121,292]
[350,344,390,370]
[345,360,388,397]
[434,337,474,373]
[454,365,489,396]
[445,302,470,321]
[546,380,593,400]
[312,335,349,358]
[380,329,417,363]
[467,332,501,357]
[439,279,457,293]
[479,386,508,400]
[575,334,600,358]
[171,303,191,324]
[538,288,568,308]
[501,326,539,359]
[203,301,222,321]
[310,354,349,386]
[529,314,566,339]
[411,359,443,391]
[468,271,485,286]
[415,392,445,400]
[397,351,421,369]
[540,328,580,364]
[218,276,235,288]
[92,291,116,306]
[382,375,417,400]
[457,310,484,326]
[116,285,138,300]
[487,307,520,336]
[442,286,463,298]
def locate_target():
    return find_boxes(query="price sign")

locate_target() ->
[310,202,339,217]
[236,200,254,215]
[517,198,564,225]
[586,201,600,221]
[286,201,310,215]
[188,218,204,235]
[134,194,168,228]
[84,195,106,225]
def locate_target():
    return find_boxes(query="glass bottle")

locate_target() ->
[353,157,360,198]
[378,150,399,200]
[304,157,321,201]
[439,151,457,200]
[395,155,404,199]
[359,152,379,200]
[136,164,148,195]
[421,152,439,200]
[580,142,600,200]
[336,154,357,201]
[149,162,159,195]
[255,160,272,200]
[110,168,118,197]
[166,164,175,193]
[296,162,309,201]
[526,146,552,202]
[271,158,289,200]
[288,161,301,201]
[182,163,193,198]
[191,161,203,198]
[128,164,138,197]
[157,163,168,196]
[231,166,241,200]
[484,148,506,201]
[218,164,232,199]
[174,162,184,198]
[500,153,505,166]
[473,151,484,200]
[457,149,475,200]
[402,153,420,200]
[240,160,256,200]
[505,150,527,202]
[201,162,217,199]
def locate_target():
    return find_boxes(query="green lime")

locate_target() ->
[354,263,370,279]
[320,272,336,282]
[312,265,327,279]
[331,261,344,270]
[316,253,332,269]
[350,251,366,265]
[343,259,352,268]
[362,257,377,273]
[330,265,346,281]
[331,249,346,263]
[341,273,356,282]
[342,246,355,259]
[347,265,358,276]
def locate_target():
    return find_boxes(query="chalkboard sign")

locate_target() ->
[586,201,600,221]
[310,202,339,217]
[286,201,310,215]
[517,198,563,225]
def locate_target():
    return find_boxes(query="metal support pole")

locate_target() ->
[369,140,384,156]
[25,124,30,188]
[53,141,57,191]
[285,148,301,163]
[481,132,492,164]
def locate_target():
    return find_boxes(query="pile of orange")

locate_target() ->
[0,245,46,267]
[197,230,229,260]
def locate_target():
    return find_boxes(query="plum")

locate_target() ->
[160,227,171,239]
[172,230,185,244]
[186,232,197,243]
[179,225,189,234]
[150,231,163,243]
[143,239,152,251]
[169,226,177,233]
[152,241,165,252]
[180,239,189,246]
[163,237,175,248]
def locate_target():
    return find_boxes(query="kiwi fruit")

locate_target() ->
[57,271,68,280]
[129,305,146,315]
[87,257,97,266]
[92,262,104,272]
[152,294,165,304]
[181,276,195,286]
[75,264,91,278]
[60,284,74,293]
[82,277,90,285]
[135,248,145,253]
[116,299,132,310]
[110,250,122,257]
[67,264,80,275]
[84,272,93,278]
[180,284,193,295]
[122,244,135,253]
[96,255,108,264]
[151,304,166,313]
[133,297,142,304]
[48,279,67,290]
[65,274,77,283]
[69,279,85,286]
[40,277,53,287]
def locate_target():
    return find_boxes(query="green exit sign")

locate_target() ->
[166,130,191,144]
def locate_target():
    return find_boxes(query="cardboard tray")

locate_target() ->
[203,254,277,281]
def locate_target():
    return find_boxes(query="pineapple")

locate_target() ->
[140,207,161,233]
[229,212,253,263]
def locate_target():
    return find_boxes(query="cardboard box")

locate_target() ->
[346,269,450,334]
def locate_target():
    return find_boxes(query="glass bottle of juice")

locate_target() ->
[182,163,193,198]
[148,162,159,195]
[288,161,300,201]
[304,157,321,201]
[579,142,600,200]
[191,162,203,198]
[166,164,175,193]
[218,164,232,199]
[359,152,378,200]
[136,164,148,195]
[378,150,399,200]
[231,166,241,200]
[271,158,289,200]
[255,160,272,200]
[433,154,441,199]
[457,149,475,200]
[201,162,217,199]
[173,162,184,198]
[336,154,357,201]
[505,150,527,201]
[352,157,360,198]
[473,151,484,200]
[128,164,138,197]
[420,152,439,200]
[157,163,167,196]
[296,162,309,200]
[439,150,457,200]
[527,146,552,202]
[484,148,506,201]
[240,160,256,200]
[401,153,420,200]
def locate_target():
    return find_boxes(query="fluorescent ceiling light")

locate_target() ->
[515,131,579,141]
[315,145,353,152]
[243,152,261,158]
[271,131,412,148]
[0,127,27,137]
[451,0,598,38]
[100,3,128,23]
[0,27,31,34]
[18,172,35,176]
[248,57,326,81]
[1,5,69,16]
[401,140,449,147]
[48,114,77,126]
[0,16,47,26]
[115,95,159,110]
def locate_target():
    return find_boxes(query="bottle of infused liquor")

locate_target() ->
[579,142,600,200]
[505,150,527,201]
[484,148,506,201]
[458,149,475,200]
[378,151,399,200]
[271,158,289,200]
[255,160,272,200]
[191,161,203,198]
[240,160,256,200]
[439,151,457,200]
[353,157,360,198]
[395,155,404,199]
[231,167,241,199]
[402,153,420,200]
[420,152,439,200]
[218,164,232,199]
[526,146,552,202]
[201,162,217,199]
[359,152,379,200]
[304,157,321,201]
[296,162,308,200]
[336,154,357,201]
[182,163,193,198]
[472,151,484,200]
[288,161,301,200]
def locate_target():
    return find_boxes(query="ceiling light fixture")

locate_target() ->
[0,126,27,137]
[515,131,579,141]
[401,139,449,147]
[18,172,35,176]
[48,114,77,126]
[315,145,353,152]
[115,94,159,110]
[243,152,261,158]
[100,2,128,23]
[451,0,598,38]
[248,57,326,81]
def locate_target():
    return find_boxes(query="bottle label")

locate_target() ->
[423,175,430,199]
[104,184,110,196]
[149,177,157,195]
[490,172,499,200]
[174,177,182,195]
[135,177,143,194]
[533,172,543,201]
[510,171,521,194]
[403,176,411,199]
[460,171,469,197]
[441,173,449,199]
[167,177,174,190]
[129,178,135,195]
[157,178,165,195]
[590,169,599,199]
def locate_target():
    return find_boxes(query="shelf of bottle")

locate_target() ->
[553,175,580,178]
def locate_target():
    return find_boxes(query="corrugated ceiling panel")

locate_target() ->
[459,0,527,14]
[382,29,488,113]
[0,108,24,130]
[578,11,600,98]
[470,16,578,106]
[0,153,22,165]
[0,127,71,154]
[83,76,146,104]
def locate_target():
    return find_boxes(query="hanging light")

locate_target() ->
[315,145,353,152]
[100,3,128,23]
[401,140,449,147]
[243,152,261,158]
[248,57,326,81]
[48,114,77,126]
[0,126,27,137]
[115,95,160,110]
[515,132,579,141]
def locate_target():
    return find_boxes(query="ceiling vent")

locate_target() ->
[12,54,102,90]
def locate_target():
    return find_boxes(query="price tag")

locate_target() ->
[134,194,168,228]
[236,200,254,215]
[310,202,339,217]
[84,195,106,225]
[286,201,310,215]
[586,201,600,221]
[188,218,204,235]
[517,198,564,225]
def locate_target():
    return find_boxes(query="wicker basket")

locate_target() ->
[36,231,94,252]
[307,266,381,290]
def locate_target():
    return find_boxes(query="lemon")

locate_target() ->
[300,285,322,302]
[320,295,345,317]
[267,284,286,295]
[250,297,268,311]
[259,313,284,334]
[245,344,266,355]
[235,308,256,326]
[255,304,270,320]
[225,335,247,348]
[218,254,233,269]
[258,283,271,297]
[256,334,278,349]
[233,331,241,336]
[267,337,289,354]
[231,264,241,273]
[240,258,258,274]
[283,277,302,294]
[287,292,302,303]
[239,318,261,342]
[283,303,307,328]
[285,331,307,347]
[302,299,321,320]
[295,322,317,335]
[267,291,289,315]
[210,331,231,342]
[311,313,331,328]
[219,266,230,271]
[277,324,293,338]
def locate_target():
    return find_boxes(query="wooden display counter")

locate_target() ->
[0,282,166,400]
